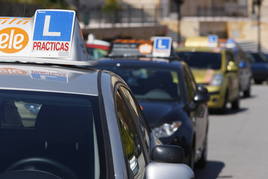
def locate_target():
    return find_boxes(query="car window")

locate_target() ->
[177,51,222,70]
[0,90,102,179]
[251,53,268,62]
[115,90,146,179]
[119,87,150,152]
[103,66,181,101]
[184,66,197,102]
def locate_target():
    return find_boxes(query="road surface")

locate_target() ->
[196,85,268,179]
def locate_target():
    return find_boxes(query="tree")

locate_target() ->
[103,0,120,13]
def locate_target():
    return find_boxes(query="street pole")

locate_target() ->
[253,0,262,53]
[257,2,261,53]
[177,4,181,43]
[175,0,184,43]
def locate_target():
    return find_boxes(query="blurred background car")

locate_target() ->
[177,36,240,113]
[249,52,268,84]
[219,39,252,97]
[86,34,110,60]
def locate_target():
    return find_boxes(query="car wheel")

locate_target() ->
[195,136,207,169]
[243,85,251,98]
[231,98,240,110]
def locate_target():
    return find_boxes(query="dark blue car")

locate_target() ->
[92,57,209,169]
[250,52,268,84]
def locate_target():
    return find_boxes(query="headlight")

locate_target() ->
[153,121,182,138]
[210,74,223,86]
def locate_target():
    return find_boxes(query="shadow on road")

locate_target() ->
[195,160,226,179]
[241,94,257,100]
[223,107,248,115]
[209,107,248,116]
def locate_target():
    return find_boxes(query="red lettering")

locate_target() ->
[56,42,60,51]
[36,42,41,50]
[41,42,46,50]
[51,42,55,50]
[65,43,69,51]
[45,42,50,50]
[33,42,37,50]
[33,41,71,51]
[60,43,65,51]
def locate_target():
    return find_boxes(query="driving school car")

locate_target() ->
[177,36,240,112]
[94,37,209,169]
[0,9,194,179]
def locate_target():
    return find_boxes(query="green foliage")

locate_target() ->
[4,0,69,8]
[103,0,120,13]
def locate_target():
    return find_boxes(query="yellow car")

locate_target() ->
[177,37,240,111]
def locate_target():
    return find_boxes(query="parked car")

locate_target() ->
[219,39,252,97]
[177,36,240,112]
[86,34,111,60]
[92,57,209,169]
[249,52,268,84]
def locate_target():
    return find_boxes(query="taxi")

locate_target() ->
[0,9,194,179]
[177,36,240,112]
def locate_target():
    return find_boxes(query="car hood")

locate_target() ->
[139,100,186,128]
[191,69,217,84]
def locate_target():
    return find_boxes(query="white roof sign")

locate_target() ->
[32,9,75,58]
[152,37,172,57]
[0,9,89,63]
[208,35,218,47]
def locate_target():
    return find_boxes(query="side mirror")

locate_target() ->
[146,162,194,179]
[194,85,209,104]
[227,61,238,72]
[151,145,185,163]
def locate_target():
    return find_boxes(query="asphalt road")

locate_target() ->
[195,85,268,179]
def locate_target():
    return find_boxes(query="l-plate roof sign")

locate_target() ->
[32,10,75,57]
[152,37,172,57]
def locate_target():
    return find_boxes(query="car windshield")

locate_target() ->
[87,47,109,60]
[0,90,101,179]
[177,51,222,70]
[102,66,181,101]
[251,53,268,62]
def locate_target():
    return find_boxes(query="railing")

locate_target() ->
[183,5,249,17]
[81,7,164,28]
[82,5,251,28]
[0,2,40,17]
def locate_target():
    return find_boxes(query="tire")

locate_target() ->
[243,85,251,98]
[231,98,240,110]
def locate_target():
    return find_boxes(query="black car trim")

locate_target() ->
[209,91,220,95]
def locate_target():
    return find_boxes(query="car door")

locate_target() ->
[225,50,240,101]
[183,65,206,153]
[236,49,251,91]
[114,84,149,179]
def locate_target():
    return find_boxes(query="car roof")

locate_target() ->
[95,57,184,70]
[0,63,100,96]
